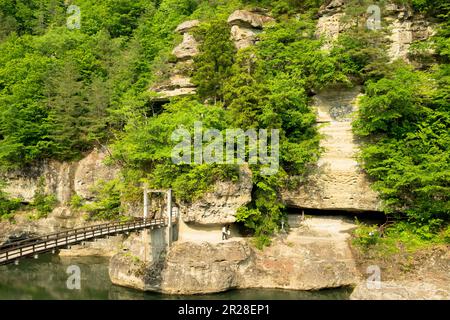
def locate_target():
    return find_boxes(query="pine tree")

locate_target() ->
[192,20,235,103]
[45,60,89,158]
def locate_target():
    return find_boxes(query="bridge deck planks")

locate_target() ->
[0,217,174,265]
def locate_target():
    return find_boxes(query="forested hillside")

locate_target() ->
[0,0,448,247]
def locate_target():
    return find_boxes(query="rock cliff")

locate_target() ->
[350,281,450,300]
[316,0,435,61]
[384,3,435,62]
[0,151,253,248]
[109,216,360,294]
[286,0,435,211]
[150,20,199,100]
[0,148,119,246]
[181,165,252,225]
[0,148,118,204]
[227,10,274,50]
[282,86,381,211]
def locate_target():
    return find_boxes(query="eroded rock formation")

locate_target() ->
[109,229,167,290]
[384,3,435,62]
[150,20,199,100]
[282,86,380,211]
[1,161,73,204]
[175,19,200,34]
[151,11,275,100]
[315,0,348,50]
[109,216,361,294]
[227,10,275,50]
[299,1,436,211]
[74,149,119,201]
[316,0,435,61]
[1,148,117,204]
[181,165,253,225]
[0,148,119,246]
[351,281,450,300]
[172,33,199,60]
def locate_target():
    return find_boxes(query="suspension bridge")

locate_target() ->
[0,216,177,266]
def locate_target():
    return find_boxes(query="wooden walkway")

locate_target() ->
[0,217,170,266]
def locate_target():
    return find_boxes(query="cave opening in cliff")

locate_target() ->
[146,99,168,117]
[286,207,387,225]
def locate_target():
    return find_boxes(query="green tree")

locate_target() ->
[0,35,54,168]
[45,60,89,159]
[354,63,450,221]
[0,180,21,219]
[331,27,391,82]
[192,20,235,102]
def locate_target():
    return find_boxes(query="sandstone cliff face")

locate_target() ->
[227,10,274,50]
[151,20,199,100]
[159,241,251,294]
[1,161,74,204]
[180,165,253,225]
[1,148,117,204]
[384,3,435,62]
[0,148,119,246]
[172,33,199,61]
[109,216,361,294]
[350,281,450,300]
[298,1,435,211]
[242,217,360,291]
[175,20,200,35]
[316,0,435,62]
[282,86,380,211]
[315,0,348,50]
[109,228,168,290]
[74,149,119,200]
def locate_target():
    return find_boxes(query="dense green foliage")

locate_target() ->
[0,0,199,168]
[31,177,58,218]
[81,179,124,220]
[0,0,448,246]
[0,181,21,219]
[351,0,450,245]
[192,20,236,102]
[353,220,450,255]
[331,27,390,82]
[354,63,449,221]
[110,98,240,203]
[106,6,337,244]
[225,16,346,244]
[353,20,449,228]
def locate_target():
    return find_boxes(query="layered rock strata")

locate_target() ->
[227,10,275,50]
[282,86,380,211]
[0,148,118,204]
[181,165,253,225]
[109,216,361,294]
[316,0,435,61]
[151,20,199,100]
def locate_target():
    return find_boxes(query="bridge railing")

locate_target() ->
[0,217,168,254]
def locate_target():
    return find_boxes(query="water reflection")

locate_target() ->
[0,253,351,300]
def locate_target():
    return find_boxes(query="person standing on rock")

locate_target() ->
[222,225,228,241]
